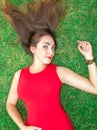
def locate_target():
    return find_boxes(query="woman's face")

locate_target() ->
[31,35,55,64]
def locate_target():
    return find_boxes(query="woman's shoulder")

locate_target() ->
[50,64,68,74]
[56,65,69,72]
[14,66,29,78]
[14,70,22,79]
[56,65,71,82]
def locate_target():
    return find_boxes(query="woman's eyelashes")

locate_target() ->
[52,46,55,50]
[42,44,55,50]
[43,45,48,49]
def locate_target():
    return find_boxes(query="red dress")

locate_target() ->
[17,64,73,130]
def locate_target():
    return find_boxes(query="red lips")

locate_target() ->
[46,56,52,59]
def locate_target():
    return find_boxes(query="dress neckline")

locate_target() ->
[28,64,50,75]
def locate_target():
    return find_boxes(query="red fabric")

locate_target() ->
[17,64,73,130]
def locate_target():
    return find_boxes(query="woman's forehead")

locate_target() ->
[38,35,55,46]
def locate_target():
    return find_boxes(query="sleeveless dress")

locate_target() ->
[17,64,73,130]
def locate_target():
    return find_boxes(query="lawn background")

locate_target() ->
[0,0,97,130]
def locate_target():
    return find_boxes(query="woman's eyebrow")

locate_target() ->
[43,42,55,46]
[43,42,50,45]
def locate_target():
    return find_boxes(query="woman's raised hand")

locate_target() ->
[77,40,94,60]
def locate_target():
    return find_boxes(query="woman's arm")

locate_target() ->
[6,71,42,130]
[78,40,97,90]
[6,70,26,129]
[57,41,97,94]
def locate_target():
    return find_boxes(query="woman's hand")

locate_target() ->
[77,40,94,60]
[21,126,42,130]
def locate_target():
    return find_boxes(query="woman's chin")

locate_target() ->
[43,60,52,64]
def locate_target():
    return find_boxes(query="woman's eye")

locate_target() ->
[52,46,55,50]
[43,45,48,49]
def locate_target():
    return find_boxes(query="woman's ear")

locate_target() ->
[30,45,36,54]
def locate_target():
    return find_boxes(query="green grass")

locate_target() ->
[0,0,97,129]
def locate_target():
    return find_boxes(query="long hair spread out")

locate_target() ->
[2,0,65,55]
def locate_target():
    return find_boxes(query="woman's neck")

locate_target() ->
[30,62,47,74]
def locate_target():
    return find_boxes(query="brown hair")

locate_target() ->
[2,0,65,56]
